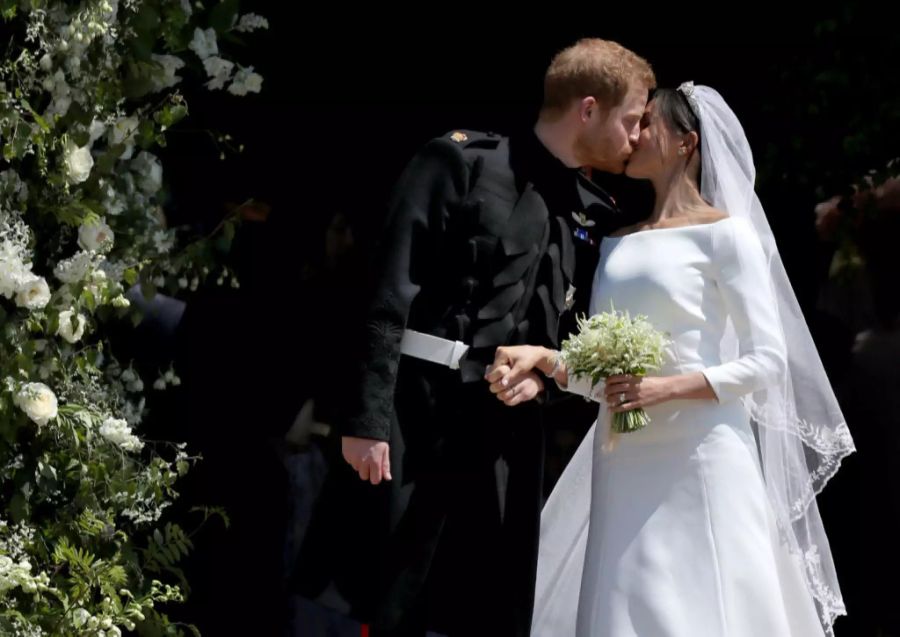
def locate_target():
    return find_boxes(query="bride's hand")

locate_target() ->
[486,363,545,406]
[489,345,556,388]
[604,374,674,412]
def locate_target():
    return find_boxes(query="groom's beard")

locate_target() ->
[574,132,629,174]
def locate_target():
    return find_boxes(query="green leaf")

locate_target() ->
[209,0,240,32]
[10,491,28,523]
[154,104,188,130]
[20,98,51,132]
[0,0,15,20]
[124,268,139,286]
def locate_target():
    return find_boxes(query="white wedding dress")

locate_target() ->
[531,217,826,637]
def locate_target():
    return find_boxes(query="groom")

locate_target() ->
[295,39,654,637]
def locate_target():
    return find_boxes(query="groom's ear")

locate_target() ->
[580,96,598,122]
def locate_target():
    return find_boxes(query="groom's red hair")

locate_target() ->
[542,39,655,115]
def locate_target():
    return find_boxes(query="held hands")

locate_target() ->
[484,345,556,406]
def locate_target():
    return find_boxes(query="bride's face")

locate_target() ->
[625,100,682,180]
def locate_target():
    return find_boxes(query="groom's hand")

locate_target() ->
[490,345,552,389]
[341,436,392,485]
[485,363,545,406]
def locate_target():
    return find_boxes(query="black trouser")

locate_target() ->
[372,400,545,637]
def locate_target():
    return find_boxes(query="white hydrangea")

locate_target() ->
[13,382,59,427]
[54,250,97,284]
[189,27,218,60]
[202,56,234,91]
[131,152,163,195]
[227,67,263,96]
[43,69,72,119]
[152,229,175,254]
[99,417,144,452]
[108,115,139,159]
[72,608,92,629]
[150,54,185,91]
[88,118,107,144]
[234,13,269,33]
[0,169,29,203]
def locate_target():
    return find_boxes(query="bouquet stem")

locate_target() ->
[611,407,651,434]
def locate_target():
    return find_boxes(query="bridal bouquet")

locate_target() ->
[561,306,669,434]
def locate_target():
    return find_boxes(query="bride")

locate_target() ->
[486,84,855,636]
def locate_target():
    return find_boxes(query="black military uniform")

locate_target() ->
[294,127,634,636]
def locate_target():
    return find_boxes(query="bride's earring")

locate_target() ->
[678,147,687,156]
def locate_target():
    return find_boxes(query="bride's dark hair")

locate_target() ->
[652,88,702,186]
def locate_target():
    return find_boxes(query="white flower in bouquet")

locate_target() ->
[78,216,114,252]
[131,152,163,194]
[234,13,269,33]
[54,251,96,283]
[64,140,94,184]
[111,294,130,309]
[99,417,143,452]
[150,54,185,91]
[15,274,51,310]
[202,56,234,91]
[227,67,262,96]
[189,27,218,60]
[14,382,59,427]
[561,306,670,434]
[179,0,193,17]
[57,309,87,343]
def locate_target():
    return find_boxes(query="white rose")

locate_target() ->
[189,27,218,60]
[99,417,144,452]
[57,309,87,343]
[15,274,51,310]
[179,0,192,16]
[39,53,53,71]
[78,217,114,252]
[227,67,263,97]
[111,295,130,308]
[202,56,234,91]
[64,141,94,184]
[131,152,163,194]
[14,382,59,426]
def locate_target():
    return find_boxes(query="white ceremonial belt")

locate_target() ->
[399,329,469,370]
